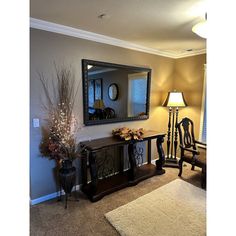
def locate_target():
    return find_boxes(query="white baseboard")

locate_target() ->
[30,184,81,206]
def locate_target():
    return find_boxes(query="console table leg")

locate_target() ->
[81,148,88,186]
[89,151,98,194]
[155,135,166,175]
[119,146,124,173]
[147,140,151,164]
[128,143,137,180]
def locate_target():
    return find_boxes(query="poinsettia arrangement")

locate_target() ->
[112,127,144,140]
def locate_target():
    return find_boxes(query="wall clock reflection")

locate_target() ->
[108,83,119,101]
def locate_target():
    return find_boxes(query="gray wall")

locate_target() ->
[30,28,175,200]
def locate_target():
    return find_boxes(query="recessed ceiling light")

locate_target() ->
[186,49,193,52]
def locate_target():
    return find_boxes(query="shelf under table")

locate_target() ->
[82,163,162,202]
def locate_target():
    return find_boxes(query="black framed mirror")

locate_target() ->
[82,59,151,126]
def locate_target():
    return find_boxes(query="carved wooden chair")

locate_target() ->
[103,107,116,119]
[177,117,206,188]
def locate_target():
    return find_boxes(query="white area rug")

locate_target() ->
[105,179,206,236]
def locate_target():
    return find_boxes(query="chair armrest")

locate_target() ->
[179,145,200,155]
[195,140,206,146]
[195,141,207,150]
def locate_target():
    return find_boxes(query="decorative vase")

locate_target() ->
[59,159,76,208]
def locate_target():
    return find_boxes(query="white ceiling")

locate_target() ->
[30,0,206,58]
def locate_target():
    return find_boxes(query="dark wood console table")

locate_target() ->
[80,131,165,202]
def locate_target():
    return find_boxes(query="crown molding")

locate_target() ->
[30,18,206,59]
[173,48,206,59]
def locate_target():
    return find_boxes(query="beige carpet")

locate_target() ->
[31,164,204,235]
[105,179,206,236]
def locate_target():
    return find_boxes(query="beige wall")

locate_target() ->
[30,28,175,199]
[30,28,206,200]
[173,54,206,140]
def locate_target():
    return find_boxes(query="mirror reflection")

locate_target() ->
[82,60,151,125]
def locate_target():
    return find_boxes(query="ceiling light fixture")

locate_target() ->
[192,13,207,39]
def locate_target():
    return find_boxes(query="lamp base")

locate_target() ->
[163,157,179,168]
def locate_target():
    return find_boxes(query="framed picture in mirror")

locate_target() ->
[88,78,103,107]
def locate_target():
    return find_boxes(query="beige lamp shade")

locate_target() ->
[93,99,105,109]
[163,91,187,108]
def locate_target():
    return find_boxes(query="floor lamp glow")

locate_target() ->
[163,91,187,167]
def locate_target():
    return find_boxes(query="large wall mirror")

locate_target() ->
[82,59,151,126]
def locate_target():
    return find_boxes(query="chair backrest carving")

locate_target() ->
[177,117,197,150]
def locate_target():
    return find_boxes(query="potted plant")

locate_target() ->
[39,64,80,208]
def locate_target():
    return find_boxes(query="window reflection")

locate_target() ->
[128,72,148,117]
